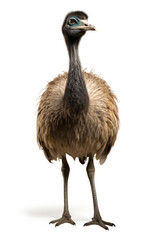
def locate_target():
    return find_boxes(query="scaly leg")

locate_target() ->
[84,157,115,230]
[49,156,75,226]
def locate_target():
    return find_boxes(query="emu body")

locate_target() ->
[37,11,119,229]
[37,71,118,164]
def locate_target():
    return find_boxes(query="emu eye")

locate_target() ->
[68,18,77,26]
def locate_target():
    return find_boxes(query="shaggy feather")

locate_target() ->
[37,71,119,164]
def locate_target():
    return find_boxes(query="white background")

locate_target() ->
[0,0,160,239]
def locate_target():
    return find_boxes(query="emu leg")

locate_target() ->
[49,156,75,226]
[84,157,115,230]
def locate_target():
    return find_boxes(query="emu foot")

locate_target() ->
[49,215,75,227]
[84,217,115,230]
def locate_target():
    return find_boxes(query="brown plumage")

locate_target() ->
[37,11,119,230]
[37,71,119,164]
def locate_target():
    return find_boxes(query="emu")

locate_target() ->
[37,11,119,230]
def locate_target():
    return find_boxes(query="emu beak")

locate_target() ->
[72,20,96,31]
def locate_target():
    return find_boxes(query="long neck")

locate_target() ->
[63,37,89,115]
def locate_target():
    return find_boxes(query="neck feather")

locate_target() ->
[64,37,89,115]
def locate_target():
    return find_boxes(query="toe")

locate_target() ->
[84,221,97,226]
[49,216,75,226]
[84,218,115,230]
[49,219,60,224]
[102,220,116,227]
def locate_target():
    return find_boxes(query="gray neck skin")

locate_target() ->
[63,37,89,116]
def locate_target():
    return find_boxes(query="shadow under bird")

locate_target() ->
[37,11,119,230]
